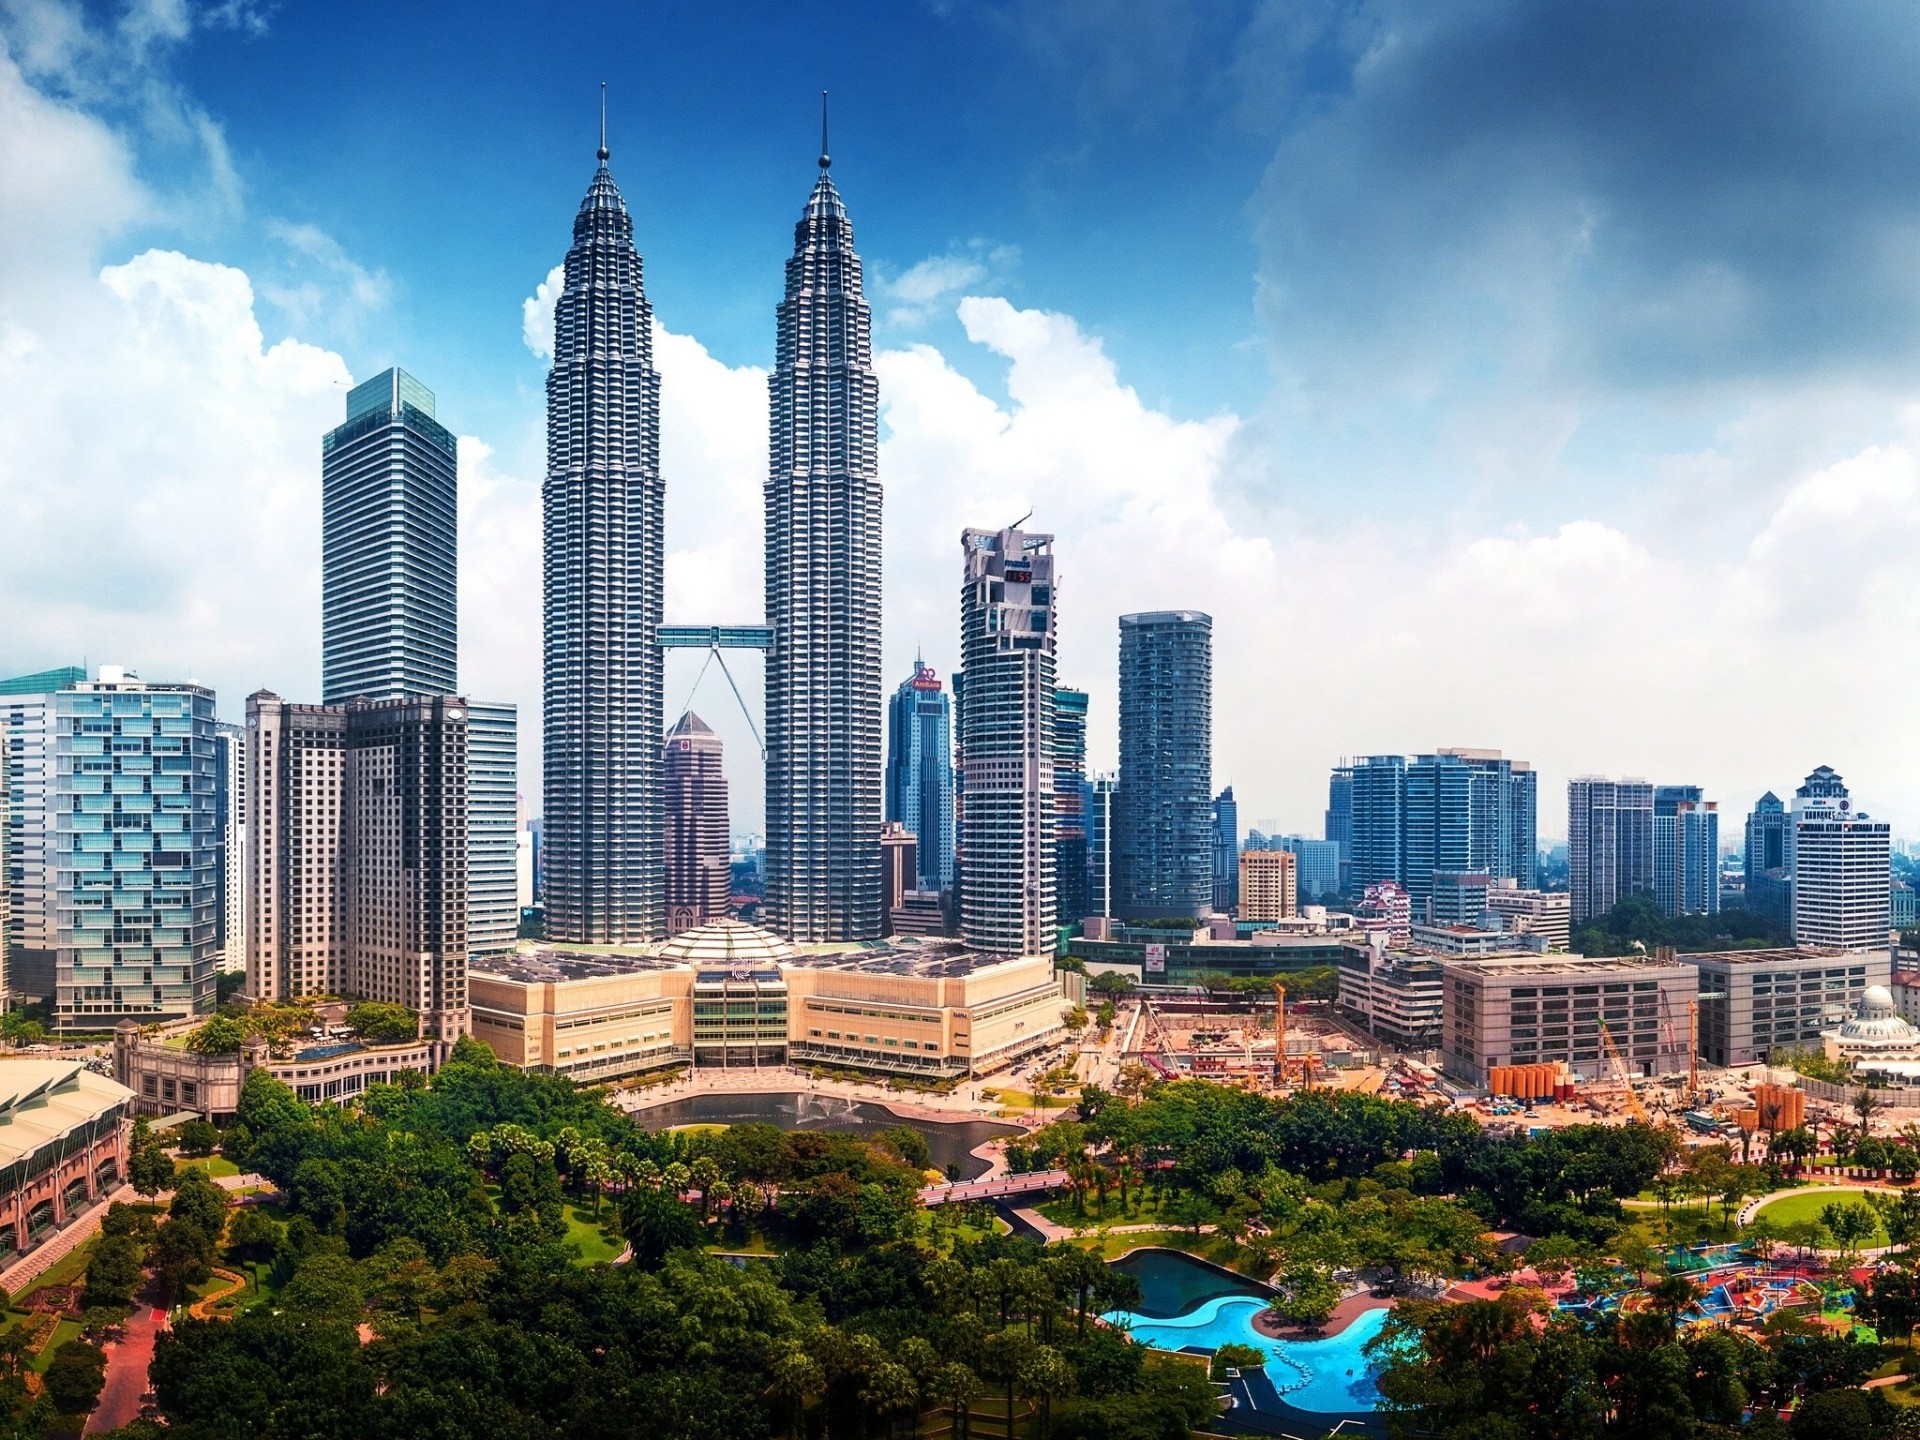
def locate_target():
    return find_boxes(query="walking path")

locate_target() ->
[0,1184,136,1296]
[1736,1181,1904,1227]
[84,1299,165,1434]
[1006,1203,1221,1246]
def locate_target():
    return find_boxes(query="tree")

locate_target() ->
[183,1016,246,1055]
[223,1205,279,1265]
[151,1217,215,1300]
[1819,1200,1877,1260]
[345,1002,419,1044]
[1791,1387,1894,1440]
[448,1035,497,1067]
[1210,1342,1266,1379]
[84,1234,147,1308]
[127,1132,176,1200]
[1855,1084,1881,1137]
[1270,1265,1343,1330]
[42,1338,106,1414]
[1773,1127,1817,1175]
[1861,1266,1920,1348]
[173,1118,220,1157]
[235,1067,305,1134]
[932,1362,982,1440]
[169,1167,228,1240]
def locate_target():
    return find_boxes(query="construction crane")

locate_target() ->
[1598,1020,1653,1126]
[1272,981,1317,1091]
[1687,991,1729,1103]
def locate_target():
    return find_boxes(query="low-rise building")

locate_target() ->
[0,1060,133,1259]
[113,1024,437,1118]
[1484,883,1571,951]
[1408,924,1544,958]
[470,919,1075,1083]
[1440,952,1699,1087]
[1687,946,1882,1068]
[1337,942,1444,1049]
[1893,970,1920,1025]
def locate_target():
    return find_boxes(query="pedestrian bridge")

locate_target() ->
[920,1170,1070,1206]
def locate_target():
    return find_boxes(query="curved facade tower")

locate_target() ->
[542,132,664,943]
[764,130,882,941]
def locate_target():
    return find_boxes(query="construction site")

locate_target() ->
[1116,984,1444,1099]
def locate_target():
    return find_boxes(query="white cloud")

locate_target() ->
[256,218,393,327]
[877,241,1018,327]
[521,263,563,360]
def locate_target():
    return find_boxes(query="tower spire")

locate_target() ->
[598,81,609,163]
[819,90,830,170]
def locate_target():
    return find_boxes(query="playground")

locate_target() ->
[1556,1243,1876,1341]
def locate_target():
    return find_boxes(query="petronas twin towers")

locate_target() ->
[542,105,881,945]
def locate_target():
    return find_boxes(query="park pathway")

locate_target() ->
[1735,1180,1904,1227]
[84,1298,165,1434]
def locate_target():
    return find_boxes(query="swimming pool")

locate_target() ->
[1105,1294,1387,1413]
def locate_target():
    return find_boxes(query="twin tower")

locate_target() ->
[542,110,882,945]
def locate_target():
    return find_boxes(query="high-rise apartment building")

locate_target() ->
[1054,687,1090,925]
[764,129,883,943]
[883,660,954,892]
[664,712,730,934]
[212,722,246,973]
[247,694,349,1003]
[1790,766,1891,951]
[1239,849,1297,924]
[247,691,468,1042]
[1745,792,1792,928]
[1088,773,1117,919]
[1115,611,1212,920]
[542,129,665,944]
[957,526,1057,954]
[1270,836,1341,900]
[1653,785,1720,918]
[466,702,519,959]
[53,670,220,1030]
[321,369,458,705]
[344,697,469,1042]
[1326,766,1354,894]
[1567,777,1654,925]
[1211,785,1239,914]
[1349,750,1536,916]
[2,666,83,1002]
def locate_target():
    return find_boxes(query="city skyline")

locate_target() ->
[11,6,1920,840]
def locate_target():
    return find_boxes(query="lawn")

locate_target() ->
[1751,1188,1889,1246]
[1036,1188,1192,1230]
[1071,1227,1268,1276]
[562,1203,625,1265]
[27,1318,82,1373]
[18,1233,103,1301]
[176,1155,241,1179]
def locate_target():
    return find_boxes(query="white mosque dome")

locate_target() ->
[656,918,794,969]
[1829,983,1920,1057]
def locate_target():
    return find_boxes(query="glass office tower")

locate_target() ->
[884,661,954,892]
[321,368,458,705]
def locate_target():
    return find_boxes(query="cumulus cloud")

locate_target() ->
[521,262,563,361]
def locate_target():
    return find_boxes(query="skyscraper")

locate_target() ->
[1114,611,1212,920]
[53,669,220,1030]
[1745,792,1791,928]
[957,525,1057,954]
[1567,777,1654,925]
[1239,849,1297,924]
[883,660,954,892]
[1088,772,1117,919]
[664,712,730,934]
[466,702,519,958]
[1790,766,1891,951]
[1211,785,1239,914]
[321,368,458,705]
[213,721,246,973]
[2,666,84,1003]
[1326,766,1354,893]
[247,691,469,1043]
[542,119,664,944]
[1054,686,1090,924]
[1350,750,1536,916]
[1653,785,1719,918]
[765,112,883,944]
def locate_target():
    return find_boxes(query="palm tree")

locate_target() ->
[932,1362,982,1440]
[769,1344,825,1440]
[1021,1345,1074,1440]
[1856,1085,1881,1138]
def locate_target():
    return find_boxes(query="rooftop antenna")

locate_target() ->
[598,81,609,163]
[819,90,830,170]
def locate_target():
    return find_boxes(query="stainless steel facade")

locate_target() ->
[542,138,665,943]
[321,369,458,706]
[764,137,883,942]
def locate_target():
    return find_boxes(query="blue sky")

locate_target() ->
[7,0,1920,839]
